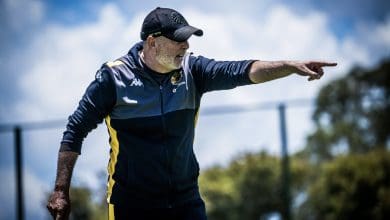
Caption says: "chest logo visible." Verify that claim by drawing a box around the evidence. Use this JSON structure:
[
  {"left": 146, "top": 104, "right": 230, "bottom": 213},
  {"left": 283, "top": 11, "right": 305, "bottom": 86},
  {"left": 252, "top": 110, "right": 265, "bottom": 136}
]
[
  {"left": 130, "top": 78, "right": 143, "bottom": 87},
  {"left": 171, "top": 71, "right": 183, "bottom": 85}
]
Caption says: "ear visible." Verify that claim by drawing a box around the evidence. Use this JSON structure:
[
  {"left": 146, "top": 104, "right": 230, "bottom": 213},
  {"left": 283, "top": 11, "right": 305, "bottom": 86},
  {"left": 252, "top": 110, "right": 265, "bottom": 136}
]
[{"left": 146, "top": 36, "right": 156, "bottom": 48}]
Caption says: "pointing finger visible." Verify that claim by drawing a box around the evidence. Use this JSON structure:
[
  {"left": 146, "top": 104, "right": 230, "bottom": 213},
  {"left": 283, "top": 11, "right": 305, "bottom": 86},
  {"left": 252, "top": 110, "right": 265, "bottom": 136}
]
[{"left": 314, "top": 62, "right": 337, "bottom": 67}]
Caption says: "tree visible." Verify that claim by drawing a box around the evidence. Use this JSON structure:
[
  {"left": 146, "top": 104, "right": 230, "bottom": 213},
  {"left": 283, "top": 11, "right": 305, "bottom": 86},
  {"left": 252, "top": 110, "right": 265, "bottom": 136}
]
[
  {"left": 69, "top": 186, "right": 95, "bottom": 220},
  {"left": 199, "top": 151, "right": 312, "bottom": 220},
  {"left": 297, "top": 150, "right": 390, "bottom": 220},
  {"left": 232, "top": 152, "right": 282, "bottom": 220},
  {"left": 199, "top": 165, "right": 239, "bottom": 220},
  {"left": 305, "top": 59, "right": 390, "bottom": 162}
]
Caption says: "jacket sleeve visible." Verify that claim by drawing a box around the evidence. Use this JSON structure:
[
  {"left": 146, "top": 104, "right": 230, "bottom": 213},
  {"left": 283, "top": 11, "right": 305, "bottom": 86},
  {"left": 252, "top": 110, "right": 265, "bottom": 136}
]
[
  {"left": 60, "top": 67, "right": 116, "bottom": 154},
  {"left": 189, "top": 55, "right": 256, "bottom": 94}
]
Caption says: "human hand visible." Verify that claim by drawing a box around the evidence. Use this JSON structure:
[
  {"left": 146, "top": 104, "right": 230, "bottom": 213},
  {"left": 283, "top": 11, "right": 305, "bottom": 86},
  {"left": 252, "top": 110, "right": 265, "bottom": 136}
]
[
  {"left": 47, "top": 190, "right": 70, "bottom": 220},
  {"left": 290, "top": 61, "right": 337, "bottom": 81}
]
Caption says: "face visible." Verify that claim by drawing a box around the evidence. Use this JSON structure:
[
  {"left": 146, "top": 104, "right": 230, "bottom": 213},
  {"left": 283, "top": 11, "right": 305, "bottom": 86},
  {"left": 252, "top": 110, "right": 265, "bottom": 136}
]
[{"left": 154, "top": 36, "right": 189, "bottom": 72}]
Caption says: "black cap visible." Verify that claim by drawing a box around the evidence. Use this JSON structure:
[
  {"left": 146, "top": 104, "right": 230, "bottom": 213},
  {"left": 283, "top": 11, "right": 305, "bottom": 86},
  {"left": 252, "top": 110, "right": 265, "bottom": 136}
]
[{"left": 141, "top": 7, "right": 203, "bottom": 42}]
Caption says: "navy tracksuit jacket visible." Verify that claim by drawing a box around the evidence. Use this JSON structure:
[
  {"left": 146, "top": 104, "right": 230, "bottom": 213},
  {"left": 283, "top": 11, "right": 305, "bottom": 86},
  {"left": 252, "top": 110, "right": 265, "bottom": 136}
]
[{"left": 61, "top": 41, "right": 254, "bottom": 208}]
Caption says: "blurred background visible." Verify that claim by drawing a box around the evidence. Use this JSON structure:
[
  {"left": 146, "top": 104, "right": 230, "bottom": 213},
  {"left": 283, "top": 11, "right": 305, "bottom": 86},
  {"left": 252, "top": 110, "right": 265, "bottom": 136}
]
[{"left": 0, "top": 0, "right": 389, "bottom": 219}]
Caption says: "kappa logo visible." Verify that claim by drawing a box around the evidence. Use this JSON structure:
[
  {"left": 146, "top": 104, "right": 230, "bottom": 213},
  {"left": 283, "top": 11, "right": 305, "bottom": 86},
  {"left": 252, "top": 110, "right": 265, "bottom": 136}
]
[{"left": 130, "top": 78, "right": 143, "bottom": 87}]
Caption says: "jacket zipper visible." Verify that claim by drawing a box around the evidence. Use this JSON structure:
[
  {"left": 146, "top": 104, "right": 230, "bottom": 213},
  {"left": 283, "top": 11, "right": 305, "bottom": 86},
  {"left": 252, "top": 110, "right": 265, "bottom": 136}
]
[{"left": 159, "top": 84, "right": 173, "bottom": 208}]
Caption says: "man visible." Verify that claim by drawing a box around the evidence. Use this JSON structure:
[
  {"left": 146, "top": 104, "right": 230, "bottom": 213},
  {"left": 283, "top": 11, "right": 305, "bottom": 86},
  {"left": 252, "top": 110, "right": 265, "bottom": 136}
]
[{"left": 47, "top": 7, "right": 336, "bottom": 220}]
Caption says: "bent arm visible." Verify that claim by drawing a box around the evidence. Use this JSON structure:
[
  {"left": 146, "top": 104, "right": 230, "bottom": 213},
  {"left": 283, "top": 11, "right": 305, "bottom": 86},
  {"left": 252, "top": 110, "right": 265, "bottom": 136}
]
[
  {"left": 248, "top": 60, "right": 337, "bottom": 83},
  {"left": 47, "top": 67, "right": 116, "bottom": 219}
]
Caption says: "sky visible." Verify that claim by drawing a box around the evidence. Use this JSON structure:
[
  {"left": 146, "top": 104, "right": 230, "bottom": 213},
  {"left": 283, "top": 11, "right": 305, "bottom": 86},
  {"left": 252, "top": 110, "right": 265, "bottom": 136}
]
[{"left": 0, "top": 0, "right": 389, "bottom": 219}]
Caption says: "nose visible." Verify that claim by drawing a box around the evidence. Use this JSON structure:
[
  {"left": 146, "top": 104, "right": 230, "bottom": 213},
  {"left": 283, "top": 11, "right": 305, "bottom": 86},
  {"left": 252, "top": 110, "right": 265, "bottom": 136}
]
[{"left": 180, "top": 40, "right": 189, "bottom": 49}]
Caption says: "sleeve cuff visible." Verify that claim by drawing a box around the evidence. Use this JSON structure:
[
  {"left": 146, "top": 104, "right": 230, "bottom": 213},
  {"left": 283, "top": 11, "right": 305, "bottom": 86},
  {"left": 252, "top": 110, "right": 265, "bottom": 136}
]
[{"left": 59, "top": 142, "right": 81, "bottom": 154}]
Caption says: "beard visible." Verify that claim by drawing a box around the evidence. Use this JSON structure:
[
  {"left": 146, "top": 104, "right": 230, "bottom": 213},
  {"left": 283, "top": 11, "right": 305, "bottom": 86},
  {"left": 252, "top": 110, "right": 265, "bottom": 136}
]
[{"left": 155, "top": 48, "right": 182, "bottom": 71}]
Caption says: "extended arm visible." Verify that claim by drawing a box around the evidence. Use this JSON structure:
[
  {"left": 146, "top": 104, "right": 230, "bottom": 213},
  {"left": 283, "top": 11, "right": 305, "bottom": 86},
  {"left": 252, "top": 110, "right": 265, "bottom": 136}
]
[
  {"left": 248, "top": 60, "right": 337, "bottom": 83},
  {"left": 47, "top": 150, "right": 78, "bottom": 220}
]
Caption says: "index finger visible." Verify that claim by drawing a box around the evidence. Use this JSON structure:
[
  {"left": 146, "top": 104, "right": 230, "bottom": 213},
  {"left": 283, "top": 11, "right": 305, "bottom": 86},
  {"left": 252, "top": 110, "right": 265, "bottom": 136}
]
[{"left": 314, "top": 61, "right": 337, "bottom": 67}]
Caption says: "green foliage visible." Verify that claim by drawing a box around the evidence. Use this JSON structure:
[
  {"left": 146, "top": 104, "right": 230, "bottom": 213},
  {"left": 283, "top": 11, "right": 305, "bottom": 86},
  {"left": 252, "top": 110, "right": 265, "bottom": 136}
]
[
  {"left": 199, "top": 151, "right": 312, "bottom": 220},
  {"left": 69, "top": 186, "right": 95, "bottom": 220},
  {"left": 232, "top": 152, "right": 282, "bottom": 219},
  {"left": 306, "top": 59, "right": 390, "bottom": 162},
  {"left": 299, "top": 150, "right": 390, "bottom": 220},
  {"left": 199, "top": 165, "right": 238, "bottom": 220},
  {"left": 67, "top": 186, "right": 108, "bottom": 220}
]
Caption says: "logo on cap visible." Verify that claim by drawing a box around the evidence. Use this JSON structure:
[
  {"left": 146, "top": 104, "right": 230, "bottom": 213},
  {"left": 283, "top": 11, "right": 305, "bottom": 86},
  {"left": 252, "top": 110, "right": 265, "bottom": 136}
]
[{"left": 170, "top": 12, "right": 185, "bottom": 25}]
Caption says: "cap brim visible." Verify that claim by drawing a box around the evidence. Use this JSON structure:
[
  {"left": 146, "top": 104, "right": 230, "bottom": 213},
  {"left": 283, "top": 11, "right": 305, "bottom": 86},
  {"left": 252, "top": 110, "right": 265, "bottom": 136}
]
[{"left": 169, "top": 26, "right": 203, "bottom": 42}]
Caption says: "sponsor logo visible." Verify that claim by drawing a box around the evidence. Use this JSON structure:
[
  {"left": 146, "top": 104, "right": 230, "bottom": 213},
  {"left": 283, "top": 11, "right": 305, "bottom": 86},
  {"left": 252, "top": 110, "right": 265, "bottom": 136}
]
[
  {"left": 130, "top": 78, "right": 143, "bottom": 87},
  {"left": 122, "top": 97, "right": 138, "bottom": 104}
]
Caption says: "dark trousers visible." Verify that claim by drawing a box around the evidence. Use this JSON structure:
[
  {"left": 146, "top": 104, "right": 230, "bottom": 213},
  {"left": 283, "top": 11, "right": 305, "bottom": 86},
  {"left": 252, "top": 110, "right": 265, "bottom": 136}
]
[{"left": 109, "top": 199, "right": 208, "bottom": 220}]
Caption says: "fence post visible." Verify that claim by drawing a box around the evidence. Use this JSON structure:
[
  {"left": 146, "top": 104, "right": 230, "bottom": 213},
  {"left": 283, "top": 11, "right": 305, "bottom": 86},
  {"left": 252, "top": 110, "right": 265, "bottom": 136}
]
[
  {"left": 278, "top": 103, "right": 291, "bottom": 220},
  {"left": 14, "top": 126, "right": 24, "bottom": 220}
]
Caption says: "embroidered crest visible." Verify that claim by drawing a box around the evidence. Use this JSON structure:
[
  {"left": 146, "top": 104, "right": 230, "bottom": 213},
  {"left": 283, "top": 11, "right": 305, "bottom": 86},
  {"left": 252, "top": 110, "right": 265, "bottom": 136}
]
[{"left": 170, "top": 71, "right": 183, "bottom": 85}]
